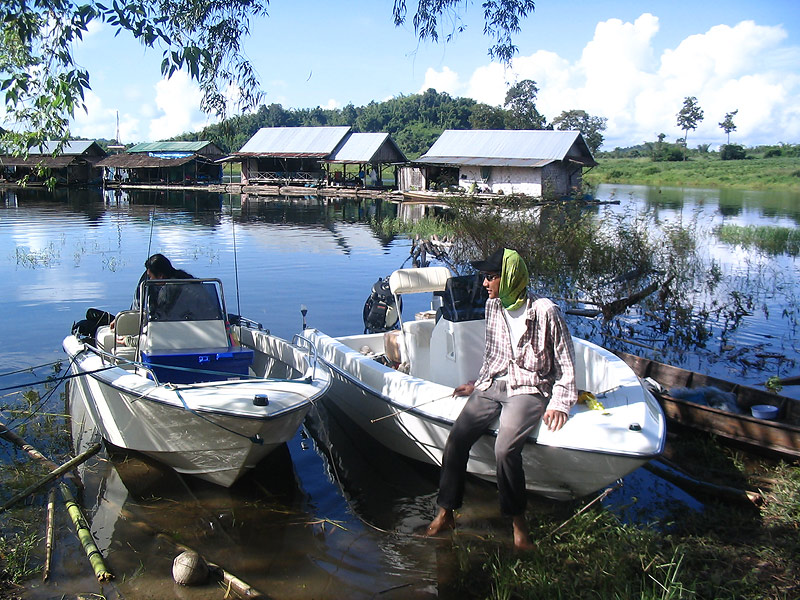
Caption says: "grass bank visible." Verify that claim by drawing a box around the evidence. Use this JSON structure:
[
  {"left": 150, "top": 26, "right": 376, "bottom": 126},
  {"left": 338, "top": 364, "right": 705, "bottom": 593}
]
[
  {"left": 585, "top": 156, "right": 800, "bottom": 191},
  {"left": 448, "top": 432, "right": 800, "bottom": 600}
]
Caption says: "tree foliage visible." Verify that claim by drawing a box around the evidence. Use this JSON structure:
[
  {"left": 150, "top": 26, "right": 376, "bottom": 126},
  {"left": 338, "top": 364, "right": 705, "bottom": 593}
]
[
  {"left": 392, "top": 0, "right": 536, "bottom": 64},
  {"left": 551, "top": 109, "right": 607, "bottom": 153},
  {"left": 719, "top": 109, "right": 738, "bottom": 144},
  {"left": 503, "top": 79, "right": 546, "bottom": 129},
  {"left": 2, "top": 0, "right": 539, "bottom": 157},
  {"left": 1, "top": 0, "right": 268, "bottom": 155},
  {"left": 676, "top": 96, "right": 704, "bottom": 160}
]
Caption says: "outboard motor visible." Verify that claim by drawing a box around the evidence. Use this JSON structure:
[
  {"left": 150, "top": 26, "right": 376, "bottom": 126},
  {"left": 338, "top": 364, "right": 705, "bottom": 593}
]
[{"left": 362, "top": 277, "right": 401, "bottom": 334}]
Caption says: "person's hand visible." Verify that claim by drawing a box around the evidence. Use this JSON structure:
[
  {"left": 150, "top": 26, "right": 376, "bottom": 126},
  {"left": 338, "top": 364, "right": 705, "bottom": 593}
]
[
  {"left": 453, "top": 382, "right": 475, "bottom": 397},
  {"left": 542, "top": 409, "right": 568, "bottom": 431}
]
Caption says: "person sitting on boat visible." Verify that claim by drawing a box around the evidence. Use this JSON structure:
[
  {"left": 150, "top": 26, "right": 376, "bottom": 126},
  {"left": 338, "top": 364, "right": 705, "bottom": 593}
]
[{"left": 426, "top": 247, "right": 578, "bottom": 550}]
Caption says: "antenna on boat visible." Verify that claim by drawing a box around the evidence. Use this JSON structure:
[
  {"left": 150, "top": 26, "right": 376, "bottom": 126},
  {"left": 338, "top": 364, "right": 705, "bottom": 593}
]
[
  {"left": 229, "top": 194, "right": 242, "bottom": 317},
  {"left": 300, "top": 304, "right": 308, "bottom": 331}
]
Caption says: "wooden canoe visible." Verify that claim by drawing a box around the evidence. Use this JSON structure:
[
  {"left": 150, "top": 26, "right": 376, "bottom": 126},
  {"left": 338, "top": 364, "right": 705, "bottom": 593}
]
[{"left": 614, "top": 352, "right": 800, "bottom": 461}]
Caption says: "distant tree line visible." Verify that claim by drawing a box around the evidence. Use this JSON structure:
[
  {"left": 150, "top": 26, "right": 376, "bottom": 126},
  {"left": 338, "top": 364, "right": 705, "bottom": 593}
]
[{"left": 169, "top": 83, "right": 608, "bottom": 158}]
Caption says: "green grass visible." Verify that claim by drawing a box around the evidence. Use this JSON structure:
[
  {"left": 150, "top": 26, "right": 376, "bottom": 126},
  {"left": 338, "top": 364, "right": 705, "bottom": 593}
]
[
  {"left": 717, "top": 224, "right": 800, "bottom": 256},
  {"left": 585, "top": 156, "right": 800, "bottom": 190},
  {"left": 448, "top": 435, "right": 800, "bottom": 600}
]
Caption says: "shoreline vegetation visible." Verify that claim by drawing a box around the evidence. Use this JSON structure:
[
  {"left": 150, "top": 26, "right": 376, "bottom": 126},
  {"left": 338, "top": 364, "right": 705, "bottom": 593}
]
[{"left": 585, "top": 155, "right": 800, "bottom": 191}]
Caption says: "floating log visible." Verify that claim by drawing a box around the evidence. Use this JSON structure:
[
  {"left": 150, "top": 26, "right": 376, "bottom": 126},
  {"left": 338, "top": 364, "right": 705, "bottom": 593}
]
[
  {"left": 59, "top": 482, "right": 113, "bottom": 582},
  {"left": 0, "top": 443, "right": 101, "bottom": 514}
]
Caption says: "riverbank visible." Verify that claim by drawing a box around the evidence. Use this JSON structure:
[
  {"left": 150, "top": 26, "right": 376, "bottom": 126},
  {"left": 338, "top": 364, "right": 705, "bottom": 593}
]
[{"left": 586, "top": 156, "right": 800, "bottom": 190}]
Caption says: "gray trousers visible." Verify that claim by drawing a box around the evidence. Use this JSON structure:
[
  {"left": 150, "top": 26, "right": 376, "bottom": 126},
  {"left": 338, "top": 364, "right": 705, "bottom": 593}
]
[{"left": 437, "top": 380, "right": 546, "bottom": 516}]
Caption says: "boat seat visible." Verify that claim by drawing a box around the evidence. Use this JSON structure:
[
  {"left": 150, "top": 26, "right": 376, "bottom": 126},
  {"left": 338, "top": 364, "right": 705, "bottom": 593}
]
[
  {"left": 402, "top": 319, "right": 436, "bottom": 380},
  {"left": 141, "top": 319, "right": 230, "bottom": 353},
  {"left": 429, "top": 317, "right": 485, "bottom": 388}
]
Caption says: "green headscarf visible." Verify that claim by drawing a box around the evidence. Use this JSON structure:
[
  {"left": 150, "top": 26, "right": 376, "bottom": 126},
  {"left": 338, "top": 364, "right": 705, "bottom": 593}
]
[{"left": 499, "top": 249, "right": 529, "bottom": 310}]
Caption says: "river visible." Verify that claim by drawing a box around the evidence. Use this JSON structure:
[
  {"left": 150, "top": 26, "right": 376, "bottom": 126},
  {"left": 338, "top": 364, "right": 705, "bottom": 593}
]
[{"left": 0, "top": 183, "right": 797, "bottom": 599}]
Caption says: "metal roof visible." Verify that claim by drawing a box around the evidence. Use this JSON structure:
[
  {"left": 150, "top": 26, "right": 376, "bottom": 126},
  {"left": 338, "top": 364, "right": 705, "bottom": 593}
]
[
  {"left": 126, "top": 141, "right": 216, "bottom": 153},
  {"left": 327, "top": 132, "right": 407, "bottom": 163},
  {"left": 25, "top": 140, "right": 104, "bottom": 156},
  {"left": 237, "top": 126, "right": 351, "bottom": 157},
  {"left": 96, "top": 154, "right": 203, "bottom": 168},
  {"left": 415, "top": 130, "right": 597, "bottom": 167},
  {"left": 416, "top": 157, "right": 556, "bottom": 168}
]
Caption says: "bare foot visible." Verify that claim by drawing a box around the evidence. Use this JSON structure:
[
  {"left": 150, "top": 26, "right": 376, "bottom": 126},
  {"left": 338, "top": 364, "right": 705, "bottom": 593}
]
[
  {"left": 425, "top": 508, "right": 455, "bottom": 537},
  {"left": 512, "top": 515, "right": 534, "bottom": 551}
]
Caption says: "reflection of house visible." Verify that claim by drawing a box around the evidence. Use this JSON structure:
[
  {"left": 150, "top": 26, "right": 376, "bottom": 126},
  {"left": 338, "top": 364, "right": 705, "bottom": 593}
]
[
  {"left": 0, "top": 140, "right": 107, "bottom": 186},
  {"left": 233, "top": 127, "right": 406, "bottom": 188},
  {"left": 97, "top": 141, "right": 224, "bottom": 185},
  {"left": 400, "top": 130, "right": 597, "bottom": 197}
]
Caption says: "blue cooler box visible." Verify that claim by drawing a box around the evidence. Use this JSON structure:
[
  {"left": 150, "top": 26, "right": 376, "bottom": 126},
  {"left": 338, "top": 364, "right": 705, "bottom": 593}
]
[{"left": 141, "top": 347, "right": 254, "bottom": 384}]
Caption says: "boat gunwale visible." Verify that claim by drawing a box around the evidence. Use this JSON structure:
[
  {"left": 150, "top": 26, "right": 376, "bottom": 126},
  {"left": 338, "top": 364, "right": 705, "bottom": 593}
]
[{"left": 65, "top": 335, "right": 328, "bottom": 421}]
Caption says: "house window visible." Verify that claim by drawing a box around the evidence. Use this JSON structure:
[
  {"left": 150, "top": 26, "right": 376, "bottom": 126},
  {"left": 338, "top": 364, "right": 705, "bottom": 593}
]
[{"left": 480, "top": 166, "right": 492, "bottom": 181}]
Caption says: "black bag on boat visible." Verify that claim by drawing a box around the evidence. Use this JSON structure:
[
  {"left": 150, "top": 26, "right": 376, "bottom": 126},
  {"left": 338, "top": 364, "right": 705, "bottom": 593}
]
[
  {"left": 72, "top": 308, "right": 114, "bottom": 338},
  {"left": 362, "top": 277, "right": 401, "bottom": 334}
]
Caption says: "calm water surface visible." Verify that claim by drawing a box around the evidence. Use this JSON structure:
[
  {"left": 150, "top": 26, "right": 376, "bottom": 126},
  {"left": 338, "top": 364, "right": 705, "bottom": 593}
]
[{"left": 1, "top": 183, "right": 798, "bottom": 599}]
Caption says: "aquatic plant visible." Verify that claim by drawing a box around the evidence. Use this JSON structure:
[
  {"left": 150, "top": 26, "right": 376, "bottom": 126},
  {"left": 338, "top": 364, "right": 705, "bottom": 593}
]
[{"left": 717, "top": 224, "right": 800, "bottom": 256}]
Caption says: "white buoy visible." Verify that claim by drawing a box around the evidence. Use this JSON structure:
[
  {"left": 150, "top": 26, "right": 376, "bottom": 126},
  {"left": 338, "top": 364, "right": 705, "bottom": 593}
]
[{"left": 172, "top": 550, "right": 209, "bottom": 586}]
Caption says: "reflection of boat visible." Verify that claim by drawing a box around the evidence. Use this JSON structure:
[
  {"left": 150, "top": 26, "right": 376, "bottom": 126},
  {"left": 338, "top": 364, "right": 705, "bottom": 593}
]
[
  {"left": 63, "top": 277, "right": 330, "bottom": 487},
  {"left": 614, "top": 351, "right": 800, "bottom": 460},
  {"left": 305, "top": 267, "right": 666, "bottom": 501}
]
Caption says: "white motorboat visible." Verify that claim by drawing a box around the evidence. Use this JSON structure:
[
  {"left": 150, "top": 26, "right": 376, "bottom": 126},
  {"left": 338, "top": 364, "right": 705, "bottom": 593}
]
[
  {"left": 305, "top": 267, "right": 666, "bottom": 501},
  {"left": 63, "top": 278, "right": 330, "bottom": 487}
]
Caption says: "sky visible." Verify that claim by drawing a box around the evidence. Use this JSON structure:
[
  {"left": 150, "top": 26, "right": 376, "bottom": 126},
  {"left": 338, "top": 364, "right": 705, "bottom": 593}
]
[{"left": 67, "top": 0, "right": 800, "bottom": 151}]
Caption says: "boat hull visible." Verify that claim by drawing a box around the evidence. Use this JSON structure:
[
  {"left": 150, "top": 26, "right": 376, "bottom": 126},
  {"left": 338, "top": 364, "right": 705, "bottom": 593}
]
[
  {"left": 308, "top": 328, "right": 665, "bottom": 501},
  {"left": 63, "top": 329, "right": 329, "bottom": 487}
]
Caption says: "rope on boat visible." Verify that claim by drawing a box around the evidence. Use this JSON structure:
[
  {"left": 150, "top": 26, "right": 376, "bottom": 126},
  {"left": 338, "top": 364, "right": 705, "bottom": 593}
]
[{"left": 171, "top": 387, "right": 266, "bottom": 445}]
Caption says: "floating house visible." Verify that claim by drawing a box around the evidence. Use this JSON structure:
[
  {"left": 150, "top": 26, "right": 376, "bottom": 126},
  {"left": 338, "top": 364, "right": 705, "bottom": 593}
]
[
  {"left": 401, "top": 129, "right": 597, "bottom": 197},
  {"left": 0, "top": 140, "right": 107, "bottom": 186},
  {"left": 97, "top": 141, "right": 224, "bottom": 185},
  {"left": 232, "top": 126, "right": 407, "bottom": 188}
]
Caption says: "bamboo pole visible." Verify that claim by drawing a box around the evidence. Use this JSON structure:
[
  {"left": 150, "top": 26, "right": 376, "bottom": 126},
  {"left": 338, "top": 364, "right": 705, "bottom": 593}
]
[
  {"left": 0, "top": 443, "right": 101, "bottom": 514},
  {"left": 43, "top": 487, "right": 56, "bottom": 581},
  {"left": 59, "top": 482, "right": 113, "bottom": 582}
]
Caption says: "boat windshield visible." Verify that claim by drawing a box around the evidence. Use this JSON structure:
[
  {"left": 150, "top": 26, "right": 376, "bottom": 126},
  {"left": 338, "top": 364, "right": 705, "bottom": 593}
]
[{"left": 142, "top": 279, "right": 225, "bottom": 323}]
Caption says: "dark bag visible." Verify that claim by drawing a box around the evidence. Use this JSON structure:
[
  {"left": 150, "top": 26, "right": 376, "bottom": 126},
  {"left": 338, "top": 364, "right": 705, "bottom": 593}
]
[{"left": 72, "top": 308, "right": 114, "bottom": 338}]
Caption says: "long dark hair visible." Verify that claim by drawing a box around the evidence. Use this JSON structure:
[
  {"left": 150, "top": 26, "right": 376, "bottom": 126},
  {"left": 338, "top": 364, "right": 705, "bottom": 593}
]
[{"left": 144, "top": 253, "right": 176, "bottom": 278}]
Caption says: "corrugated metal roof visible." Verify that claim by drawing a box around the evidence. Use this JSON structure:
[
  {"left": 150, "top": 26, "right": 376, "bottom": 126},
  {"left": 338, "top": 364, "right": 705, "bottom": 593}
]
[
  {"left": 415, "top": 156, "right": 556, "bottom": 168},
  {"left": 415, "top": 130, "right": 596, "bottom": 166},
  {"left": 27, "top": 140, "right": 101, "bottom": 156},
  {"left": 0, "top": 155, "right": 77, "bottom": 168},
  {"left": 96, "top": 154, "right": 201, "bottom": 168},
  {"left": 127, "top": 141, "right": 213, "bottom": 153},
  {"left": 327, "top": 132, "right": 406, "bottom": 163},
  {"left": 237, "top": 126, "right": 351, "bottom": 156}
]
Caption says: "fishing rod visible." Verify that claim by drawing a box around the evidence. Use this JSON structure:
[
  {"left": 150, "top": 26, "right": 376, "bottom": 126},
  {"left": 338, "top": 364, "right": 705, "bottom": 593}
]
[
  {"left": 229, "top": 194, "right": 242, "bottom": 317},
  {"left": 370, "top": 393, "right": 454, "bottom": 423}
]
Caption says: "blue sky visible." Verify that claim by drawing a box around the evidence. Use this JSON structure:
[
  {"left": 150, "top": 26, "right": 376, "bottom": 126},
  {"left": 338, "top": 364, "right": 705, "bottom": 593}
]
[{"left": 69, "top": 0, "right": 800, "bottom": 150}]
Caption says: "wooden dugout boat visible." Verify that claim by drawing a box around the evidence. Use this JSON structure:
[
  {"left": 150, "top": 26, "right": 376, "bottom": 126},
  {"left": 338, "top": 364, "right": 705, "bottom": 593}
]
[{"left": 614, "top": 351, "right": 800, "bottom": 460}]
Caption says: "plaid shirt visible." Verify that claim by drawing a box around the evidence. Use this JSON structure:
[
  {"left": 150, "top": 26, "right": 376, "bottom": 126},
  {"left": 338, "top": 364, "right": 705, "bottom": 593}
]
[{"left": 475, "top": 296, "right": 578, "bottom": 414}]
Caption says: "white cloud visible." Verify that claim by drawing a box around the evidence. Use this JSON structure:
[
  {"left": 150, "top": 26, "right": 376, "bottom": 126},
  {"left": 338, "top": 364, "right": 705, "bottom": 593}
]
[
  {"left": 323, "top": 98, "right": 340, "bottom": 110},
  {"left": 419, "top": 66, "right": 462, "bottom": 96},
  {"left": 148, "top": 71, "right": 205, "bottom": 140},
  {"left": 451, "top": 14, "right": 800, "bottom": 149}
]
